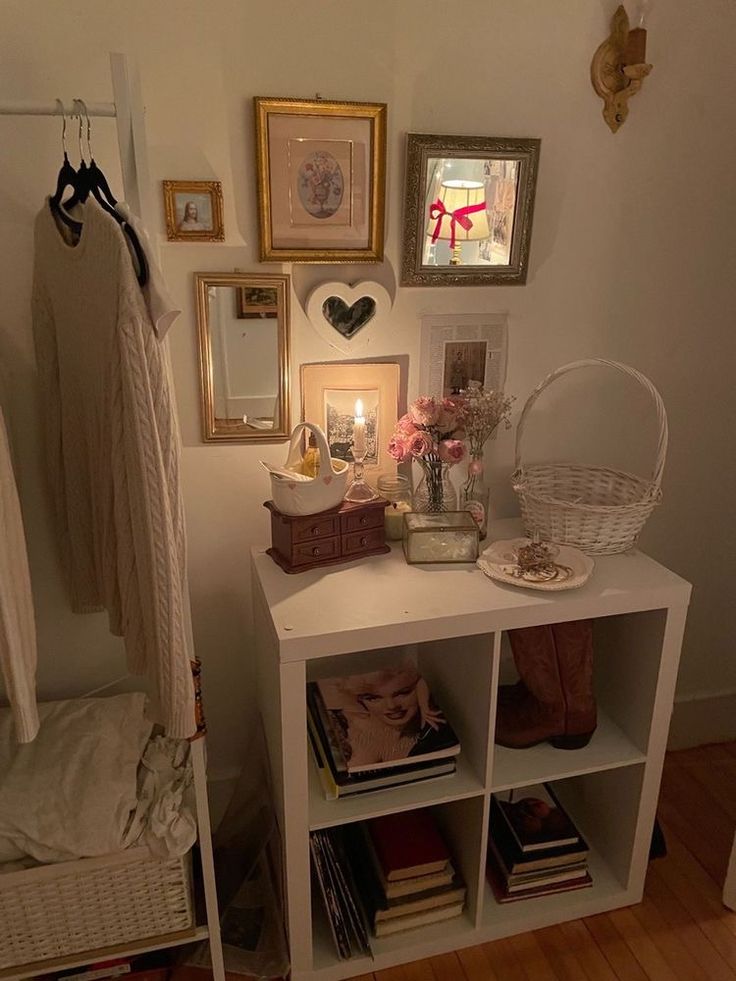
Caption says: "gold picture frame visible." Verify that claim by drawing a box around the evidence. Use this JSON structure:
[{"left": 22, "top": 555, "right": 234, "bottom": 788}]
[
  {"left": 301, "top": 362, "right": 399, "bottom": 483},
  {"left": 163, "top": 180, "right": 225, "bottom": 242},
  {"left": 254, "top": 96, "right": 387, "bottom": 263}
]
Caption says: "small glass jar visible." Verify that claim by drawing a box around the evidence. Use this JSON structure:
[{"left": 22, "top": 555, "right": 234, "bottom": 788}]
[{"left": 377, "top": 474, "right": 413, "bottom": 541}]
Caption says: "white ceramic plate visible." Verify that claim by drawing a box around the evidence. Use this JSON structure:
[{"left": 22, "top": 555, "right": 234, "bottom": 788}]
[{"left": 477, "top": 538, "right": 595, "bottom": 592}]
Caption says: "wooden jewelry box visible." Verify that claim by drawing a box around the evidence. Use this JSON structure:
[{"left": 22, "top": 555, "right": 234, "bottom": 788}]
[{"left": 264, "top": 498, "right": 390, "bottom": 573}]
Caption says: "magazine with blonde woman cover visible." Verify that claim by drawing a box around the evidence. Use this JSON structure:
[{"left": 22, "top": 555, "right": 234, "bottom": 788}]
[{"left": 315, "top": 664, "right": 460, "bottom": 775}]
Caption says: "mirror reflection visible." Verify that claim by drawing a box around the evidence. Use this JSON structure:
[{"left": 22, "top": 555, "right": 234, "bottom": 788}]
[
  {"left": 195, "top": 273, "right": 290, "bottom": 441},
  {"left": 422, "top": 157, "right": 520, "bottom": 268}
]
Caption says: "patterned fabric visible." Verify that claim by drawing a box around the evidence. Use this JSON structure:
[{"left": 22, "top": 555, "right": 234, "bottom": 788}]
[{"left": 32, "top": 200, "right": 194, "bottom": 738}]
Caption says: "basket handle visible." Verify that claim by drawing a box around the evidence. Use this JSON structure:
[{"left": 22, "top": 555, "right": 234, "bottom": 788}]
[
  {"left": 284, "top": 422, "right": 335, "bottom": 477},
  {"left": 514, "top": 359, "right": 668, "bottom": 490}
]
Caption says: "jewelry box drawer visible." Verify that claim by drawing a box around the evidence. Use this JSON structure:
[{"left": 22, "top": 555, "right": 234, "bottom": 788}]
[
  {"left": 291, "top": 536, "right": 340, "bottom": 566},
  {"left": 340, "top": 508, "right": 385, "bottom": 534},
  {"left": 342, "top": 527, "right": 386, "bottom": 556},
  {"left": 291, "top": 514, "right": 340, "bottom": 543}
]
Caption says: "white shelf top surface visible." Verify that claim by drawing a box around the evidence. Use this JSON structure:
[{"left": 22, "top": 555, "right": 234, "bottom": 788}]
[{"left": 252, "top": 518, "right": 691, "bottom": 661}]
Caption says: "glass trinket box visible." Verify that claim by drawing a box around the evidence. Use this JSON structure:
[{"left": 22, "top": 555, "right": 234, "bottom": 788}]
[{"left": 402, "top": 511, "right": 480, "bottom": 564}]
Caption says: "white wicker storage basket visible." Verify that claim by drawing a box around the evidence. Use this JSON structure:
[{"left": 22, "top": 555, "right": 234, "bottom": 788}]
[
  {"left": 512, "top": 359, "right": 668, "bottom": 555},
  {"left": 0, "top": 846, "right": 193, "bottom": 970}
]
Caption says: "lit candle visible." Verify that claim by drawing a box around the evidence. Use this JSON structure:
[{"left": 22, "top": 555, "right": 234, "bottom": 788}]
[{"left": 353, "top": 398, "right": 366, "bottom": 459}]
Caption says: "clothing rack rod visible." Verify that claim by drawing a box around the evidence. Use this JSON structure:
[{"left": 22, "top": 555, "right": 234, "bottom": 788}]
[{"left": 0, "top": 100, "right": 116, "bottom": 117}]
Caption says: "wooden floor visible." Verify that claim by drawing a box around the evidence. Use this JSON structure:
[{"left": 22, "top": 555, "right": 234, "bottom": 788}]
[{"left": 349, "top": 742, "right": 736, "bottom": 981}]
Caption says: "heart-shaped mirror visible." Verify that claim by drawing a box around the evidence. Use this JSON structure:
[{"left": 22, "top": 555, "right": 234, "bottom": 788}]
[
  {"left": 306, "top": 280, "right": 392, "bottom": 355},
  {"left": 321, "top": 295, "right": 376, "bottom": 339}
]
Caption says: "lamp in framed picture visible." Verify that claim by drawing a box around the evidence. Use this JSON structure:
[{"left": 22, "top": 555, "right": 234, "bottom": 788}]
[
  {"left": 300, "top": 362, "right": 400, "bottom": 487},
  {"left": 401, "top": 133, "right": 541, "bottom": 286},
  {"left": 254, "top": 96, "right": 387, "bottom": 262},
  {"left": 430, "top": 180, "right": 491, "bottom": 266}
]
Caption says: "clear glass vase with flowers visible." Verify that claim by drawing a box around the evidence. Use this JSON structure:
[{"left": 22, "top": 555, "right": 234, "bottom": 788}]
[
  {"left": 388, "top": 396, "right": 467, "bottom": 512},
  {"left": 460, "top": 387, "right": 514, "bottom": 538}
]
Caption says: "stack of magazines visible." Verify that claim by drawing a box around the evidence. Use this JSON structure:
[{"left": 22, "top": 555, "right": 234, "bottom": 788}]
[
  {"left": 310, "top": 827, "right": 371, "bottom": 960},
  {"left": 486, "top": 783, "right": 592, "bottom": 902},
  {"left": 307, "top": 664, "right": 460, "bottom": 799}
]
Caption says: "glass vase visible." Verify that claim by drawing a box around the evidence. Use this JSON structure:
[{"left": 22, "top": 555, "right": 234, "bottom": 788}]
[
  {"left": 413, "top": 460, "right": 457, "bottom": 513},
  {"left": 461, "top": 455, "right": 490, "bottom": 539}
]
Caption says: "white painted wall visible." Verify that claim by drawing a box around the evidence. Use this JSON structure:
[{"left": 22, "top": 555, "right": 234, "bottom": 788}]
[{"left": 1, "top": 0, "right": 735, "bottom": 775}]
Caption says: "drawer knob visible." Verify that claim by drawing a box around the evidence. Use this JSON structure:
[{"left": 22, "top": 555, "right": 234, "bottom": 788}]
[
  {"left": 360, "top": 536, "right": 367, "bottom": 546},
  {"left": 312, "top": 547, "right": 321, "bottom": 556},
  {"left": 360, "top": 516, "right": 368, "bottom": 525},
  {"left": 311, "top": 526, "right": 319, "bottom": 535}
]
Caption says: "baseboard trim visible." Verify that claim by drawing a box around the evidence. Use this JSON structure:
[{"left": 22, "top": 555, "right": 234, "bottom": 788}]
[{"left": 668, "top": 689, "right": 736, "bottom": 750}]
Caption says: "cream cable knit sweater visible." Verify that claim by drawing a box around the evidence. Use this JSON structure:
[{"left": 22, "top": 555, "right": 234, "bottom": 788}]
[
  {"left": 0, "top": 407, "right": 40, "bottom": 743},
  {"left": 32, "top": 201, "right": 195, "bottom": 738}
]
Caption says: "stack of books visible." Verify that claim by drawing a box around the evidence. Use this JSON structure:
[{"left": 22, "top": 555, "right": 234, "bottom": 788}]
[
  {"left": 487, "top": 783, "right": 592, "bottom": 903},
  {"left": 307, "top": 666, "right": 460, "bottom": 799},
  {"left": 346, "top": 810, "right": 466, "bottom": 938},
  {"left": 310, "top": 809, "right": 466, "bottom": 957}
]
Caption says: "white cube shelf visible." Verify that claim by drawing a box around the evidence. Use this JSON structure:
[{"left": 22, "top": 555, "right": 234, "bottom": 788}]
[{"left": 252, "top": 519, "right": 691, "bottom": 981}]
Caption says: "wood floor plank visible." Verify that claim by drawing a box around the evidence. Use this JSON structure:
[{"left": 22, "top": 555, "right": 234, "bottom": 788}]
[
  {"left": 607, "top": 906, "right": 683, "bottom": 980},
  {"left": 373, "top": 967, "right": 408, "bottom": 981},
  {"left": 427, "top": 952, "right": 466, "bottom": 981},
  {"left": 659, "top": 758, "right": 733, "bottom": 880},
  {"left": 644, "top": 866, "right": 736, "bottom": 981},
  {"left": 506, "top": 932, "right": 559, "bottom": 981},
  {"left": 630, "top": 895, "right": 712, "bottom": 981},
  {"left": 481, "top": 937, "right": 527, "bottom": 981},
  {"left": 402, "top": 959, "right": 437, "bottom": 981},
  {"left": 456, "top": 944, "right": 501, "bottom": 980},
  {"left": 534, "top": 925, "right": 590, "bottom": 980},
  {"left": 583, "top": 914, "right": 650, "bottom": 981},
  {"left": 557, "top": 921, "right": 619, "bottom": 981}
]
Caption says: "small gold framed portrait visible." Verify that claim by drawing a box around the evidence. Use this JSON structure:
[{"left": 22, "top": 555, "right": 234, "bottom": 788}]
[{"left": 162, "top": 180, "right": 225, "bottom": 242}]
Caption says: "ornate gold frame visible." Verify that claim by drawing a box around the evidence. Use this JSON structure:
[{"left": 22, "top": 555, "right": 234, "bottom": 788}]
[
  {"left": 163, "top": 180, "right": 225, "bottom": 242},
  {"left": 194, "top": 272, "right": 291, "bottom": 442},
  {"left": 401, "top": 133, "right": 540, "bottom": 287},
  {"left": 254, "top": 96, "right": 387, "bottom": 263}
]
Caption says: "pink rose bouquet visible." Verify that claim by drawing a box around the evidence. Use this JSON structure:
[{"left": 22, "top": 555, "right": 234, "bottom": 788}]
[{"left": 387, "top": 395, "right": 468, "bottom": 511}]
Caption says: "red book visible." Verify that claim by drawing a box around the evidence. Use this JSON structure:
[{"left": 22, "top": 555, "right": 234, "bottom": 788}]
[{"left": 367, "top": 810, "right": 450, "bottom": 882}]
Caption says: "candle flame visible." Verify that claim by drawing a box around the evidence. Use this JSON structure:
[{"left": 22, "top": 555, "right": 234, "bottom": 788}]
[{"left": 355, "top": 398, "right": 364, "bottom": 417}]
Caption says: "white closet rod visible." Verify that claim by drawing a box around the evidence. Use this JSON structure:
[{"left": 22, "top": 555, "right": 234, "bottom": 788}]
[{"left": 0, "top": 100, "right": 116, "bottom": 117}]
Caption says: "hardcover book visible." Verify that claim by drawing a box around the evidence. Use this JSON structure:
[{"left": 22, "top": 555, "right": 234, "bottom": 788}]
[
  {"left": 487, "top": 855, "right": 593, "bottom": 903},
  {"left": 488, "top": 796, "right": 589, "bottom": 874},
  {"left": 314, "top": 664, "right": 460, "bottom": 774},
  {"left": 373, "top": 900, "right": 465, "bottom": 937},
  {"left": 492, "top": 783, "right": 581, "bottom": 854},
  {"left": 366, "top": 809, "right": 451, "bottom": 882}
]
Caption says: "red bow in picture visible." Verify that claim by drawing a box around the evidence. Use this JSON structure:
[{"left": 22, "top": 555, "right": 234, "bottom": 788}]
[{"left": 429, "top": 198, "right": 486, "bottom": 251}]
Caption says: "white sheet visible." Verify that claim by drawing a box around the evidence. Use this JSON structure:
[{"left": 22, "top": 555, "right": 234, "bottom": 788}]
[{"left": 0, "top": 693, "right": 153, "bottom": 863}]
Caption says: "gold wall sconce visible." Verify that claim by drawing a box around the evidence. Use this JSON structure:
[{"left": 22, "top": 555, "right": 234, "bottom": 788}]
[{"left": 591, "top": 5, "right": 653, "bottom": 133}]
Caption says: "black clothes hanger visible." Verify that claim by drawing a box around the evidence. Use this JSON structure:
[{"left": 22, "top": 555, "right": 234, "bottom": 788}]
[
  {"left": 48, "top": 100, "right": 82, "bottom": 236},
  {"left": 63, "top": 100, "right": 148, "bottom": 287}
]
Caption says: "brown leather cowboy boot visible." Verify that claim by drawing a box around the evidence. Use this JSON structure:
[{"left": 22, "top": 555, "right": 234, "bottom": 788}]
[
  {"left": 550, "top": 619, "right": 597, "bottom": 748},
  {"left": 495, "top": 620, "right": 596, "bottom": 749},
  {"left": 495, "top": 625, "right": 565, "bottom": 748}
]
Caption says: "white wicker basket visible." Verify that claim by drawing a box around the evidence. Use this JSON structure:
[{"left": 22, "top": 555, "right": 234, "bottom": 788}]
[
  {"left": 0, "top": 846, "right": 193, "bottom": 970},
  {"left": 512, "top": 359, "right": 668, "bottom": 555}
]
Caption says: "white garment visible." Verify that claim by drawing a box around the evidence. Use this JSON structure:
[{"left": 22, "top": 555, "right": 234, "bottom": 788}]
[
  {"left": 32, "top": 199, "right": 195, "bottom": 738},
  {"left": 0, "top": 407, "right": 39, "bottom": 743},
  {"left": 115, "top": 202, "right": 181, "bottom": 339}
]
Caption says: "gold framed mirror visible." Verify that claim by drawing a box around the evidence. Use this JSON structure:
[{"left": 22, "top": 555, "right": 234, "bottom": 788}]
[{"left": 194, "top": 272, "right": 291, "bottom": 441}]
